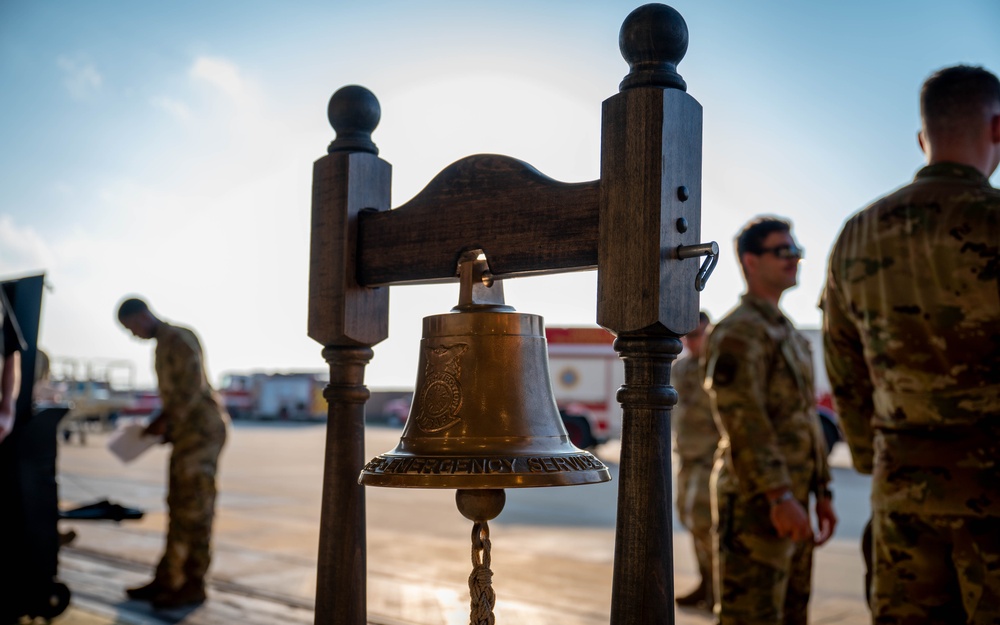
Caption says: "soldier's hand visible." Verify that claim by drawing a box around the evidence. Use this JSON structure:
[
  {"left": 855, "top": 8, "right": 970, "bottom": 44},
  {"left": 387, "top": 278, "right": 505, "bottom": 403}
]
[
  {"left": 814, "top": 496, "right": 837, "bottom": 546},
  {"left": 769, "top": 496, "right": 813, "bottom": 542},
  {"left": 0, "top": 407, "right": 14, "bottom": 444},
  {"left": 143, "top": 414, "right": 168, "bottom": 441}
]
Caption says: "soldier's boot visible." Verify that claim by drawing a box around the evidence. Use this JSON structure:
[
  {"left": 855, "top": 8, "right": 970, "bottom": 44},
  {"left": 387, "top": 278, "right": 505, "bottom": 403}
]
[
  {"left": 676, "top": 578, "right": 709, "bottom": 608},
  {"left": 151, "top": 580, "right": 207, "bottom": 610},
  {"left": 126, "top": 579, "right": 171, "bottom": 601},
  {"left": 676, "top": 563, "right": 713, "bottom": 612}
]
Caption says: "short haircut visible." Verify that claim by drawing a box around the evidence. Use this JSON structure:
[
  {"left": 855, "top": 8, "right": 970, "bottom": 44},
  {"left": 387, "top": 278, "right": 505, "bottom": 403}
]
[
  {"left": 921, "top": 65, "right": 1000, "bottom": 138},
  {"left": 117, "top": 297, "right": 149, "bottom": 322},
  {"left": 735, "top": 216, "right": 792, "bottom": 258}
]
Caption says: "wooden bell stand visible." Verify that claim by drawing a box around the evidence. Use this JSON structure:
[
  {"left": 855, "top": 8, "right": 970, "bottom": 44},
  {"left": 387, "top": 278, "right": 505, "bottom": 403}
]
[{"left": 308, "top": 4, "right": 709, "bottom": 624}]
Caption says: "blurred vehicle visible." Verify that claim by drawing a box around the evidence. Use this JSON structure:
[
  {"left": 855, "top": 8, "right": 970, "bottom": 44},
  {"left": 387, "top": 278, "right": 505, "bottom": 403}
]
[
  {"left": 49, "top": 358, "right": 138, "bottom": 443},
  {"left": 383, "top": 398, "right": 411, "bottom": 426},
  {"left": 121, "top": 390, "right": 162, "bottom": 417},
  {"left": 219, "top": 371, "right": 328, "bottom": 421},
  {"left": 545, "top": 327, "right": 623, "bottom": 450},
  {"left": 816, "top": 395, "right": 843, "bottom": 456},
  {"left": 800, "top": 329, "right": 845, "bottom": 457}
]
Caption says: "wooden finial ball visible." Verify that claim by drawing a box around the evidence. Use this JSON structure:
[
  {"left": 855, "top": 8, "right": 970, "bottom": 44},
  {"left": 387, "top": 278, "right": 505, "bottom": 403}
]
[
  {"left": 327, "top": 85, "right": 381, "bottom": 155},
  {"left": 456, "top": 489, "right": 506, "bottom": 522},
  {"left": 618, "top": 3, "right": 689, "bottom": 92}
]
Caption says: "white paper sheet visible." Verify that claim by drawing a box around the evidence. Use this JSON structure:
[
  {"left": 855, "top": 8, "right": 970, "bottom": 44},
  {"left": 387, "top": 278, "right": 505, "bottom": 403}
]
[{"left": 107, "top": 421, "right": 161, "bottom": 463}]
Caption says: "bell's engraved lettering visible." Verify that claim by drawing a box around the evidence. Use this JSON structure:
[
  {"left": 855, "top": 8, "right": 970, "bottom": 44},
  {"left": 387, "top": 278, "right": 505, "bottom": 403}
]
[
  {"left": 476, "top": 459, "right": 510, "bottom": 473},
  {"left": 416, "top": 343, "right": 468, "bottom": 433},
  {"left": 360, "top": 451, "right": 610, "bottom": 481},
  {"left": 523, "top": 455, "right": 606, "bottom": 473},
  {"left": 363, "top": 453, "right": 609, "bottom": 481}
]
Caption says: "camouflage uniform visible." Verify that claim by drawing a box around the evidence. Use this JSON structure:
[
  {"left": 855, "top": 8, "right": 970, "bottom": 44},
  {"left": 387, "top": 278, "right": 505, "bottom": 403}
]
[
  {"left": 823, "top": 162, "right": 1000, "bottom": 623},
  {"left": 704, "top": 293, "right": 831, "bottom": 625},
  {"left": 153, "top": 322, "right": 229, "bottom": 591},
  {"left": 672, "top": 353, "right": 719, "bottom": 602}
]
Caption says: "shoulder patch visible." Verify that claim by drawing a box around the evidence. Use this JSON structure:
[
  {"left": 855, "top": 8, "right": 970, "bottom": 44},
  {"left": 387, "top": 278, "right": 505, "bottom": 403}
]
[{"left": 709, "top": 352, "right": 739, "bottom": 388}]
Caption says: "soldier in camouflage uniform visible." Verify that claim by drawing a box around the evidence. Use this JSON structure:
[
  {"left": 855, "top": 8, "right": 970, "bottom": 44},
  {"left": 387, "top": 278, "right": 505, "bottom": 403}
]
[
  {"left": 673, "top": 311, "right": 718, "bottom": 611},
  {"left": 705, "top": 217, "right": 837, "bottom": 625},
  {"left": 117, "top": 297, "right": 229, "bottom": 610},
  {"left": 823, "top": 65, "right": 1000, "bottom": 623}
]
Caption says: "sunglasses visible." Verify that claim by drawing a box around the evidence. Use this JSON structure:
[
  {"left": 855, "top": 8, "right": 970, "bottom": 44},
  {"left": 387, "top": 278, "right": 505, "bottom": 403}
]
[{"left": 756, "top": 244, "right": 804, "bottom": 260}]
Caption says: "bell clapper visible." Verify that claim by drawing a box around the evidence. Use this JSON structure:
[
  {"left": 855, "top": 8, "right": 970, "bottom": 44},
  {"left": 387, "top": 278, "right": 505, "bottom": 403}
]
[{"left": 457, "top": 489, "right": 505, "bottom": 625}]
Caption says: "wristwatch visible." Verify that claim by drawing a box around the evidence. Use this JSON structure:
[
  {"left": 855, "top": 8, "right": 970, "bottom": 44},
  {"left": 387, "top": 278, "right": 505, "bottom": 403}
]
[{"left": 768, "top": 490, "right": 795, "bottom": 507}]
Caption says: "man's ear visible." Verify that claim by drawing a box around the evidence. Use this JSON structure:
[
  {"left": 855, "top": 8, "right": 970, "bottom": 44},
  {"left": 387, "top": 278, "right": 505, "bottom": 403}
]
[
  {"left": 917, "top": 129, "right": 928, "bottom": 155},
  {"left": 990, "top": 113, "right": 1000, "bottom": 143}
]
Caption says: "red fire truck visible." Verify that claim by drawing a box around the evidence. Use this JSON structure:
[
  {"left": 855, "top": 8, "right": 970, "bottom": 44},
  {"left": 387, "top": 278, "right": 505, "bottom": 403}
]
[{"left": 545, "top": 327, "right": 623, "bottom": 449}]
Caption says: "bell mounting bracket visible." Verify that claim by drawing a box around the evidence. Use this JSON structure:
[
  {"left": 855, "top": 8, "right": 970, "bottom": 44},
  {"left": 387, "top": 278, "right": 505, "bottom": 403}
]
[{"left": 454, "top": 249, "right": 511, "bottom": 311}]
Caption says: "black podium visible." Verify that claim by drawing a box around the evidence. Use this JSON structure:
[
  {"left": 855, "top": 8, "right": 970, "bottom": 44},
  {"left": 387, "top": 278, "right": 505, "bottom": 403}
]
[{"left": 0, "top": 274, "right": 72, "bottom": 622}]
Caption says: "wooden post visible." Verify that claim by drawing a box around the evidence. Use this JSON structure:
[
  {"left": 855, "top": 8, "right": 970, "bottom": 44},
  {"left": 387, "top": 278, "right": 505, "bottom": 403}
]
[
  {"left": 598, "top": 5, "right": 704, "bottom": 624},
  {"left": 309, "top": 85, "right": 391, "bottom": 625}
]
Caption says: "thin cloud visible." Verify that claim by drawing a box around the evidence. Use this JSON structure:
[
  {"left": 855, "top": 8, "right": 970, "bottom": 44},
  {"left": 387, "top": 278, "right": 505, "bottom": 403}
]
[
  {"left": 56, "top": 55, "right": 102, "bottom": 100},
  {"left": 191, "top": 56, "right": 247, "bottom": 100},
  {"left": 150, "top": 95, "right": 192, "bottom": 121},
  {"left": 0, "top": 215, "right": 55, "bottom": 274},
  {"left": 188, "top": 56, "right": 264, "bottom": 131}
]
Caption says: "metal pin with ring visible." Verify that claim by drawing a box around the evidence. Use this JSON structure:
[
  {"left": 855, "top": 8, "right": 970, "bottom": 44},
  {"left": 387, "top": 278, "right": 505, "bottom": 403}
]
[{"left": 677, "top": 241, "right": 719, "bottom": 292}]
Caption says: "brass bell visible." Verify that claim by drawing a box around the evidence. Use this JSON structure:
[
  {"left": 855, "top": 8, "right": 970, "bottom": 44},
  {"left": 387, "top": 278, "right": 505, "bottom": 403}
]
[
  {"left": 359, "top": 251, "right": 610, "bottom": 623},
  {"left": 359, "top": 251, "right": 611, "bottom": 490}
]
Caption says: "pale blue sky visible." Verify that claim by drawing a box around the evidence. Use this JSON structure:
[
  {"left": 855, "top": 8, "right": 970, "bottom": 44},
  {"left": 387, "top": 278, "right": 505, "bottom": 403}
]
[{"left": 1, "top": 1, "right": 998, "bottom": 388}]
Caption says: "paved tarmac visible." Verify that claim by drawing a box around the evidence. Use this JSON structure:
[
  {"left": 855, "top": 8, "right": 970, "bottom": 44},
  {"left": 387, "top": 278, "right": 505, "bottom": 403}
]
[{"left": 48, "top": 421, "right": 873, "bottom": 625}]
